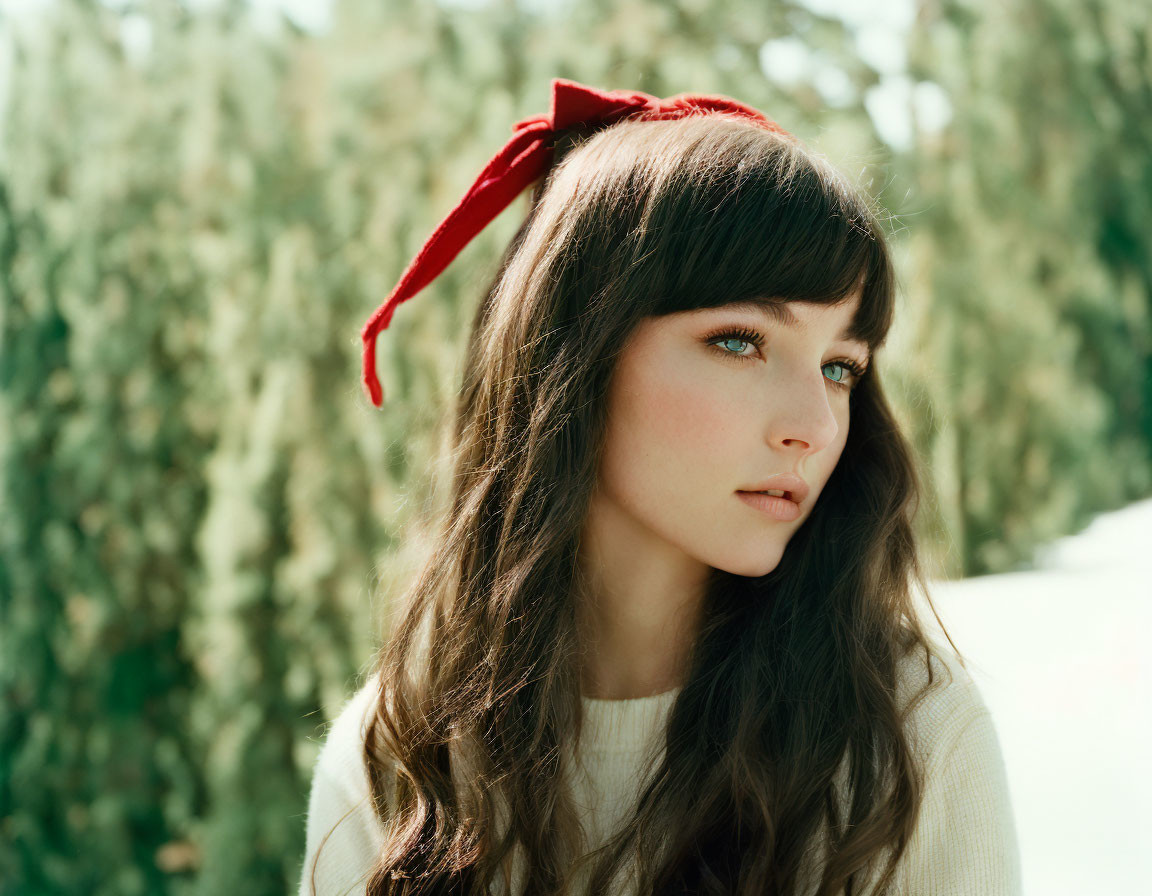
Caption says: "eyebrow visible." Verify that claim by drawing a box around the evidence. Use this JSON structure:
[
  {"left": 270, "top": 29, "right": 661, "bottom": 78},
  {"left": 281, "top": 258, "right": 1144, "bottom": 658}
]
[{"left": 719, "top": 300, "right": 868, "bottom": 347}]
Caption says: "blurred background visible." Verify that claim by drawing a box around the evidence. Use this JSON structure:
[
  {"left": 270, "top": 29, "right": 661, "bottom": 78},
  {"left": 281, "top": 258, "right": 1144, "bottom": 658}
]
[{"left": 0, "top": 0, "right": 1148, "bottom": 893}]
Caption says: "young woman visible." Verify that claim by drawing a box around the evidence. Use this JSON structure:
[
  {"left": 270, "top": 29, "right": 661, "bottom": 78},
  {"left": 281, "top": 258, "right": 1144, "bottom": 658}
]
[{"left": 299, "top": 79, "right": 1021, "bottom": 896}]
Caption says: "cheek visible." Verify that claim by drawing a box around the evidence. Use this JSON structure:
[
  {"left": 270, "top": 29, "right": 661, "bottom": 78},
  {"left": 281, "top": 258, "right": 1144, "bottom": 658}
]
[
  {"left": 600, "top": 354, "right": 739, "bottom": 505},
  {"left": 833, "top": 403, "right": 851, "bottom": 459},
  {"left": 811, "top": 404, "right": 851, "bottom": 495}
]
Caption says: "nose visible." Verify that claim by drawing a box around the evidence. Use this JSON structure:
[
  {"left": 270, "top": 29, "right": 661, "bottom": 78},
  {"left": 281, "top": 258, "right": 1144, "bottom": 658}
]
[{"left": 767, "top": 373, "right": 842, "bottom": 456}]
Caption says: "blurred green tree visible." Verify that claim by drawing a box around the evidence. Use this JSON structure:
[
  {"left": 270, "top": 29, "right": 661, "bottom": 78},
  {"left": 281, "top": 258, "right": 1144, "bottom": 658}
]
[{"left": 893, "top": 0, "right": 1152, "bottom": 573}]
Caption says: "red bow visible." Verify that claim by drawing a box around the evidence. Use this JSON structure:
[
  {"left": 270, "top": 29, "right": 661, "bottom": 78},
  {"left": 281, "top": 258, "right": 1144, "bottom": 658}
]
[{"left": 360, "top": 78, "right": 790, "bottom": 407}]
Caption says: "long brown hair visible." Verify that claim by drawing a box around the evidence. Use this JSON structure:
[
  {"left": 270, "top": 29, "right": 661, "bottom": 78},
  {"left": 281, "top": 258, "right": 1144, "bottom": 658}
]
[{"left": 340, "top": 114, "right": 958, "bottom": 896}]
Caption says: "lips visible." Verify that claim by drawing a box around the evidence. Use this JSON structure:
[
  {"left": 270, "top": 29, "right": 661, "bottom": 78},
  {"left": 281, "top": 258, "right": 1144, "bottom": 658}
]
[
  {"left": 736, "top": 473, "right": 810, "bottom": 506},
  {"left": 736, "top": 489, "right": 803, "bottom": 522}
]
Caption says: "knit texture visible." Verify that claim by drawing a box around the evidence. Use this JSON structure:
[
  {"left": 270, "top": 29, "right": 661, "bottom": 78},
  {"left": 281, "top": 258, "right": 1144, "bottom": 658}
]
[{"left": 297, "top": 643, "right": 1021, "bottom": 895}]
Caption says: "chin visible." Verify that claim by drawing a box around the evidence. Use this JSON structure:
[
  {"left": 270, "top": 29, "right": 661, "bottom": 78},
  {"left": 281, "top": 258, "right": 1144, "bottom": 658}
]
[{"left": 719, "top": 547, "right": 785, "bottom": 579}]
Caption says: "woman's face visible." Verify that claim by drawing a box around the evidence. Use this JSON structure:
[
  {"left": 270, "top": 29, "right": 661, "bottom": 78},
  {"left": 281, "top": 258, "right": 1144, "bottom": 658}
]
[{"left": 593, "top": 289, "right": 869, "bottom": 579}]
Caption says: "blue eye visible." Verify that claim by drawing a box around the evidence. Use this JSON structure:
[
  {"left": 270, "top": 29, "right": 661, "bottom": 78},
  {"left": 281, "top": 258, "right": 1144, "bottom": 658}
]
[
  {"left": 704, "top": 327, "right": 869, "bottom": 390},
  {"left": 823, "top": 361, "right": 851, "bottom": 383},
  {"left": 706, "top": 326, "right": 764, "bottom": 360}
]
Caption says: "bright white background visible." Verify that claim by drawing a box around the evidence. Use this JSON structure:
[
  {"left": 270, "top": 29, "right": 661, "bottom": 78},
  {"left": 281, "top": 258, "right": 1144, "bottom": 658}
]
[{"left": 918, "top": 498, "right": 1152, "bottom": 894}]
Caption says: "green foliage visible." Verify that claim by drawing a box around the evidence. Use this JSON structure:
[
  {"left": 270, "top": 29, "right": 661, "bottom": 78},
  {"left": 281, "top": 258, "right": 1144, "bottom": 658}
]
[
  {"left": 0, "top": 0, "right": 1147, "bottom": 893},
  {"left": 891, "top": 0, "right": 1152, "bottom": 573}
]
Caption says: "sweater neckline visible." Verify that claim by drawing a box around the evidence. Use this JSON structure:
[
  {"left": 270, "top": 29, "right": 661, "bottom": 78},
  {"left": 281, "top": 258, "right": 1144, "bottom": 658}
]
[{"left": 578, "top": 687, "right": 681, "bottom": 753}]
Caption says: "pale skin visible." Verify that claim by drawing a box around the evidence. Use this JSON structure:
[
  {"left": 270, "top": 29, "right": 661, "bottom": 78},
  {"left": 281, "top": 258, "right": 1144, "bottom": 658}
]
[{"left": 576, "top": 287, "right": 870, "bottom": 700}]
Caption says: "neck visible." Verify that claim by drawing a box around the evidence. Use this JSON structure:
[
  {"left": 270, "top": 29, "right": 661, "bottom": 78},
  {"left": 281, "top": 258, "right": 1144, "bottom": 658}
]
[{"left": 575, "top": 498, "right": 709, "bottom": 700}]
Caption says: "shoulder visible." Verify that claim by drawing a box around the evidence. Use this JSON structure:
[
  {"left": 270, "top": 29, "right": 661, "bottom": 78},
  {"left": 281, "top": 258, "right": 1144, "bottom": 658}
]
[
  {"left": 894, "top": 636, "right": 994, "bottom": 765},
  {"left": 298, "top": 671, "right": 389, "bottom": 896},
  {"left": 315, "top": 671, "right": 383, "bottom": 792},
  {"left": 890, "top": 637, "right": 1023, "bottom": 895}
]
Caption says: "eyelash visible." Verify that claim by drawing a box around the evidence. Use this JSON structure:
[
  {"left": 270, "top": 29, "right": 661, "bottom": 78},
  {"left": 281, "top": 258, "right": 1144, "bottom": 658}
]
[{"left": 704, "top": 325, "right": 870, "bottom": 390}]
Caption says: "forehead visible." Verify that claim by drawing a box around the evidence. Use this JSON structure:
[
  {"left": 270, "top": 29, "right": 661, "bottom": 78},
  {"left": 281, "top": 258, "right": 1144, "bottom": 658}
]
[{"left": 709, "top": 297, "right": 868, "bottom": 347}]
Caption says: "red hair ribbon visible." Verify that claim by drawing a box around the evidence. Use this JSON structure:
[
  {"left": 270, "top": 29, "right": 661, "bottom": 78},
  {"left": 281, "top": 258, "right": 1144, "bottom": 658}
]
[{"left": 360, "top": 77, "right": 791, "bottom": 407}]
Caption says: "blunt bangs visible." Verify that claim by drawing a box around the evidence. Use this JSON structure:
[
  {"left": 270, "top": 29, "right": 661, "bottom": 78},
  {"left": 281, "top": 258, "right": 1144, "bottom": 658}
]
[{"left": 577, "top": 117, "right": 896, "bottom": 353}]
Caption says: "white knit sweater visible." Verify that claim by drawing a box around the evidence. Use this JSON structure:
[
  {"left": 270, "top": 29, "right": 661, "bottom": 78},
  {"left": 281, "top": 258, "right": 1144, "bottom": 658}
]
[{"left": 298, "top": 643, "right": 1021, "bottom": 895}]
